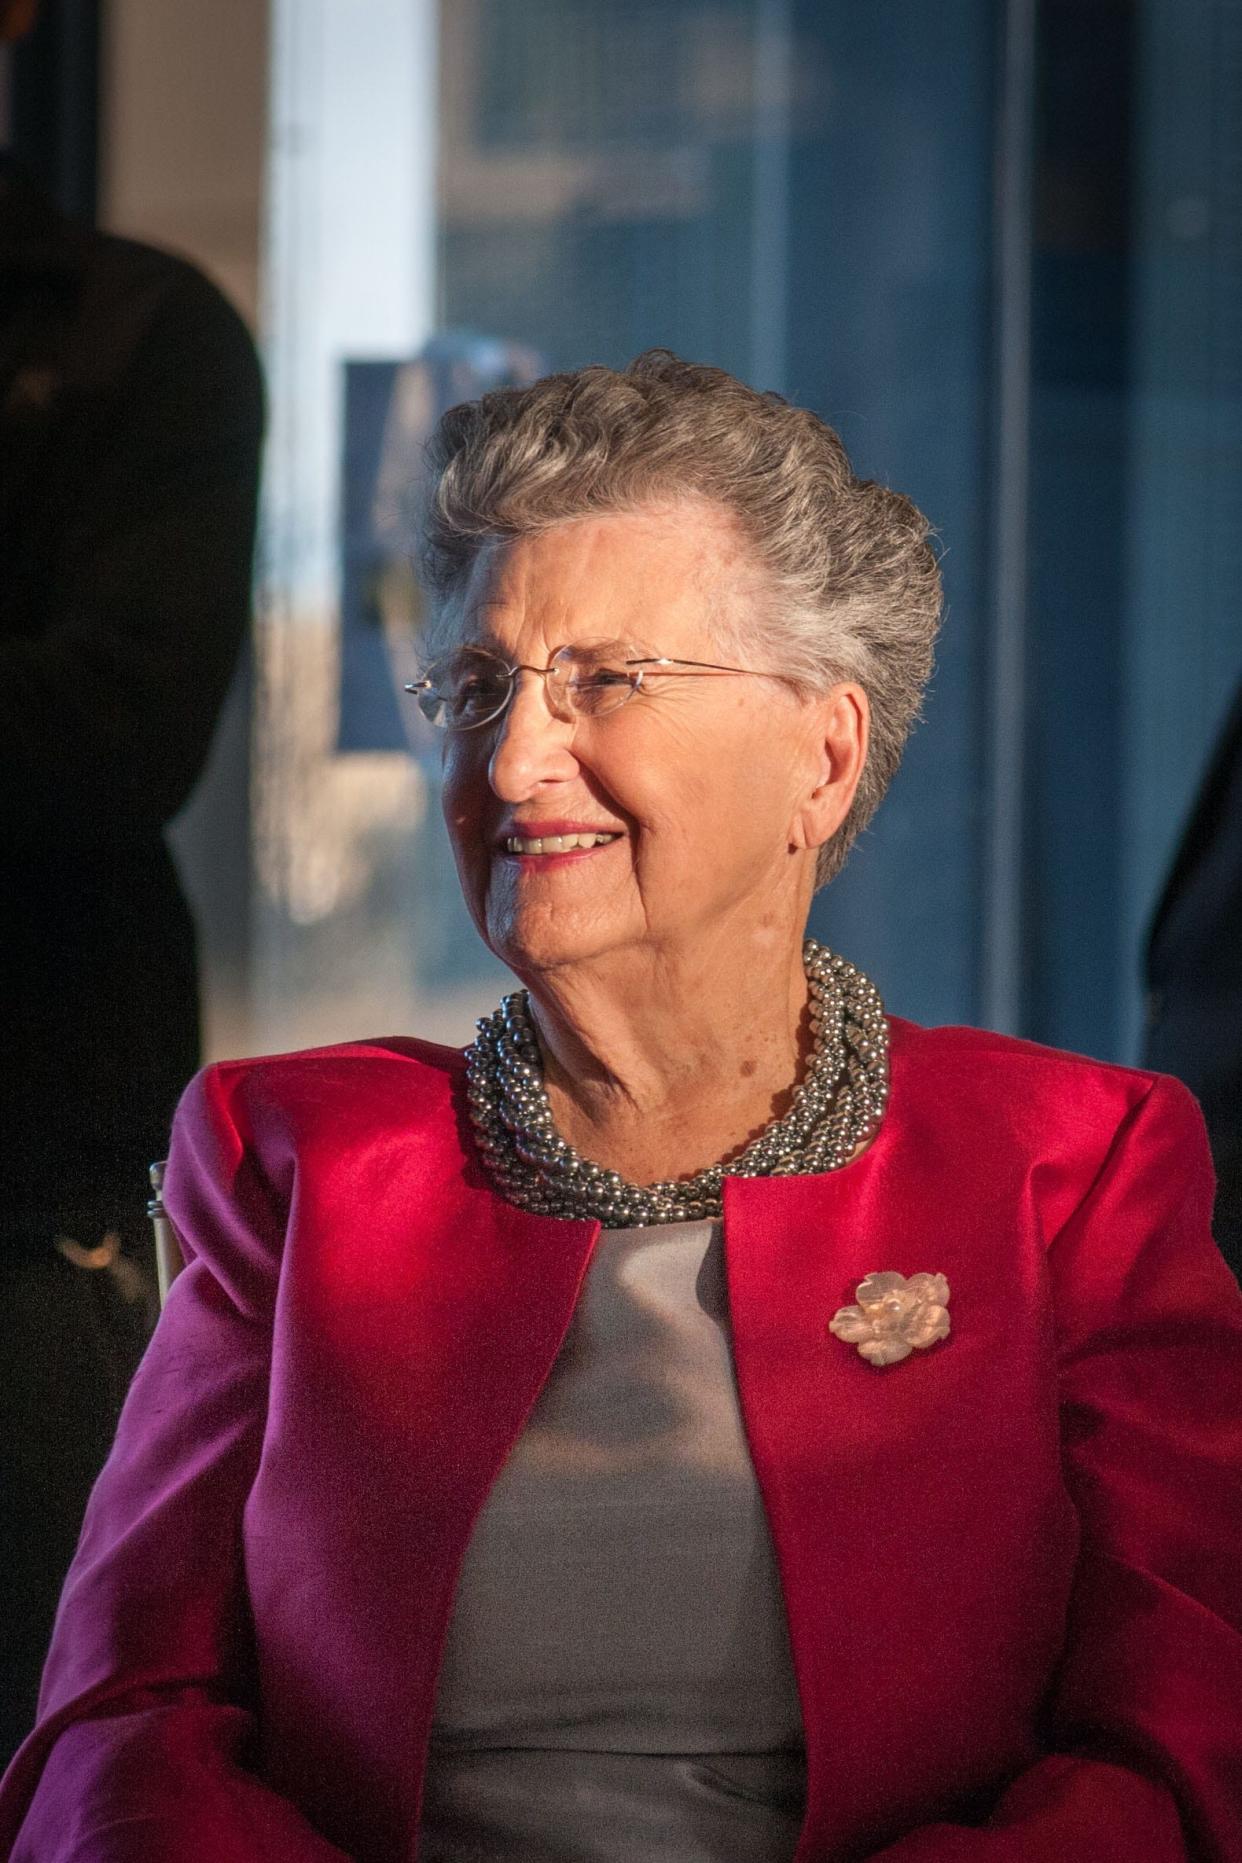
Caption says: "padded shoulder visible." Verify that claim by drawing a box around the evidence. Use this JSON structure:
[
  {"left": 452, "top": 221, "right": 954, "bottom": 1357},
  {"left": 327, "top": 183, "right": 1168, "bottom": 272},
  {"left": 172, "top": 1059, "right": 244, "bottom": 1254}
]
[
  {"left": 208, "top": 1032, "right": 463, "bottom": 1085},
  {"left": 888, "top": 1015, "right": 1171, "bottom": 1113},
  {"left": 884, "top": 1016, "right": 1203, "bottom": 1241},
  {"left": 198, "top": 1035, "right": 464, "bottom": 1147}
]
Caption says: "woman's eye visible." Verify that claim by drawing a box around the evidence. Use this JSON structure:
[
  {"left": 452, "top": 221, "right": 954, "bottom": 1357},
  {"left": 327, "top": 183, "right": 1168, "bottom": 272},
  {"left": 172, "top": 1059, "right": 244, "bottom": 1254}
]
[
  {"left": 573, "top": 666, "right": 630, "bottom": 689},
  {"left": 455, "top": 675, "right": 506, "bottom": 706}
]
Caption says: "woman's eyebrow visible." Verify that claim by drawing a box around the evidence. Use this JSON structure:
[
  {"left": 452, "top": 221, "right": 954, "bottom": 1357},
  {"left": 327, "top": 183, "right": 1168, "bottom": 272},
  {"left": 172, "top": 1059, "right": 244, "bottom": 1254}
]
[{"left": 451, "top": 620, "right": 508, "bottom": 655}]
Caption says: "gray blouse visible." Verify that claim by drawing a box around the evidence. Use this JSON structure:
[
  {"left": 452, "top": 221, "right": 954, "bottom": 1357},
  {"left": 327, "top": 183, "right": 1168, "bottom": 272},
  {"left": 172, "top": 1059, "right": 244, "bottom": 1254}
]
[{"left": 419, "top": 1218, "right": 807, "bottom": 1862}]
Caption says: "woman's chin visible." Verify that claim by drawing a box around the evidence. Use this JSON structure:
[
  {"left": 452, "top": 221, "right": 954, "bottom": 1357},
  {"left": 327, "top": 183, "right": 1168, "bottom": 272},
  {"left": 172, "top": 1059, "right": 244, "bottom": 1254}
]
[{"left": 485, "top": 905, "right": 629, "bottom": 979}]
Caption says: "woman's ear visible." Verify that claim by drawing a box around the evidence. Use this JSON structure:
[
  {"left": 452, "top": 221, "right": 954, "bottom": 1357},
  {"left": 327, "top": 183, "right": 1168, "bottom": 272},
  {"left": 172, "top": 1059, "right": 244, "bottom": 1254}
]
[{"left": 790, "top": 684, "right": 869, "bottom": 853}]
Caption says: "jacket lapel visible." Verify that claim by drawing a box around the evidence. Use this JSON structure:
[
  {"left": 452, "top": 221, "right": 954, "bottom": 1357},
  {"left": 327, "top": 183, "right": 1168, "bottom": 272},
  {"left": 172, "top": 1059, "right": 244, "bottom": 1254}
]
[
  {"left": 385, "top": 1182, "right": 603, "bottom": 1825},
  {"left": 252, "top": 1072, "right": 601, "bottom": 1858},
  {"left": 723, "top": 1120, "right": 1067, "bottom": 1859}
]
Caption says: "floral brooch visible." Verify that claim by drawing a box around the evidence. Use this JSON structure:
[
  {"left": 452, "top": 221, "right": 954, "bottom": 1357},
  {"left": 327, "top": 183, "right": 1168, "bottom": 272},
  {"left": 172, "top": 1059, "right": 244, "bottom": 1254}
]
[{"left": 829, "top": 1271, "right": 951, "bottom": 1367}]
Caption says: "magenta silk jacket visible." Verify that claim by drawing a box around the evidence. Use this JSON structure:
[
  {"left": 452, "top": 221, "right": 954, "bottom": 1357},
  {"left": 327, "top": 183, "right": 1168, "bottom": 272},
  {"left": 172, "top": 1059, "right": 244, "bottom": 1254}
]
[{"left": 1, "top": 1018, "right": 1240, "bottom": 1862}]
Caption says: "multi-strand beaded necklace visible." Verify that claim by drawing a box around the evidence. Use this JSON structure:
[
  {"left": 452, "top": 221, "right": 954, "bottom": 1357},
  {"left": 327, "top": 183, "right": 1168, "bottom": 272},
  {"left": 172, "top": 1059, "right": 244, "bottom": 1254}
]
[{"left": 464, "top": 938, "right": 888, "bottom": 1226}]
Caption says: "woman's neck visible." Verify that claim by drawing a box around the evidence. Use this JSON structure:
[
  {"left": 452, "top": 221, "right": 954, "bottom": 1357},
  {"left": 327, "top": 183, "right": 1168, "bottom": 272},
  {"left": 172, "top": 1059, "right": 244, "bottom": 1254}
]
[{"left": 523, "top": 934, "right": 815, "bottom": 1187}]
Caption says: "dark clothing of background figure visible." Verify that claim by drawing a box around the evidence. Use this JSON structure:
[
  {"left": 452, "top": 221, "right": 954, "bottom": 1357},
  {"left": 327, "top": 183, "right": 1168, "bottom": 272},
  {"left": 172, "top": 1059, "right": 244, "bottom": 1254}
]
[
  {"left": 0, "top": 156, "right": 263, "bottom": 1763},
  {"left": 1144, "top": 678, "right": 1242, "bottom": 1281}
]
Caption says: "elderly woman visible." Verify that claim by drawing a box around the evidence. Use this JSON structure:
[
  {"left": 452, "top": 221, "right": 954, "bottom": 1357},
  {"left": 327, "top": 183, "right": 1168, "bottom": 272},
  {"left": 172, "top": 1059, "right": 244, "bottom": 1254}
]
[{"left": 1, "top": 353, "right": 1239, "bottom": 1863}]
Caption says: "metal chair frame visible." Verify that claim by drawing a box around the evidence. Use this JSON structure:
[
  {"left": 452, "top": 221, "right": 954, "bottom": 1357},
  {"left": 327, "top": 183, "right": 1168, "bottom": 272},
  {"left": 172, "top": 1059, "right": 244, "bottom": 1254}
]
[{"left": 147, "top": 1161, "right": 184, "bottom": 1308}]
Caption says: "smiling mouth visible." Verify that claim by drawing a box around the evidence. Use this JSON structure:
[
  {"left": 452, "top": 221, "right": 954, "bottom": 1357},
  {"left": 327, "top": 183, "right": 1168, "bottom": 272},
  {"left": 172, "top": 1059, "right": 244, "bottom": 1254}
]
[{"left": 504, "top": 831, "right": 622, "bottom": 855}]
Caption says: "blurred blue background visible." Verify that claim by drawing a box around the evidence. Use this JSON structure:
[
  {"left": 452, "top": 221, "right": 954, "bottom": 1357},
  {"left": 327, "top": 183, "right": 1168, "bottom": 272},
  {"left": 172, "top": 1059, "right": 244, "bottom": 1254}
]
[
  {"left": 356, "top": 0, "right": 1242, "bottom": 1061},
  {"left": 12, "top": 0, "right": 1239, "bottom": 1064}
]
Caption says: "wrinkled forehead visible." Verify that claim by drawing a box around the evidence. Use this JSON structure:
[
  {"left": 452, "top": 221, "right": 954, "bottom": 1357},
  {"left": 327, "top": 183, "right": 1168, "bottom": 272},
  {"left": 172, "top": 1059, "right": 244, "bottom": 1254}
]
[{"left": 440, "top": 506, "right": 756, "bottom": 659}]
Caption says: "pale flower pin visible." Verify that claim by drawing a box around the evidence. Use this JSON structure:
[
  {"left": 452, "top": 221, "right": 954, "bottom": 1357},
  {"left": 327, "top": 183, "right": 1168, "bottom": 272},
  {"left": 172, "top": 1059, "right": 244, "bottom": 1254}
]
[{"left": 829, "top": 1271, "right": 951, "bottom": 1367}]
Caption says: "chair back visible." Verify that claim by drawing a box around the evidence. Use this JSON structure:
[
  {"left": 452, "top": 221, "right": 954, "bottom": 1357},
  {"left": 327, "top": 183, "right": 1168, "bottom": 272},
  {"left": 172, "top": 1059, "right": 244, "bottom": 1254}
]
[{"left": 147, "top": 1160, "right": 185, "bottom": 1308}]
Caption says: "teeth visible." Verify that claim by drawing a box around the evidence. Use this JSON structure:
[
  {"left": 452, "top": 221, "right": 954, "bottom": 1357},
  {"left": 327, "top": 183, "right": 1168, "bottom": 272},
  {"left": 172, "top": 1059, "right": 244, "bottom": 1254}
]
[{"left": 505, "top": 832, "right": 620, "bottom": 854}]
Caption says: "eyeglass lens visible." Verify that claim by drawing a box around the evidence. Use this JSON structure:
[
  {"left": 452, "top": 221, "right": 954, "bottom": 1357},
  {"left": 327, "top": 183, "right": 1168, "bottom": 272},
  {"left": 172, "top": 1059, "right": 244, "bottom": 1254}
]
[{"left": 418, "top": 646, "right": 640, "bottom": 729}]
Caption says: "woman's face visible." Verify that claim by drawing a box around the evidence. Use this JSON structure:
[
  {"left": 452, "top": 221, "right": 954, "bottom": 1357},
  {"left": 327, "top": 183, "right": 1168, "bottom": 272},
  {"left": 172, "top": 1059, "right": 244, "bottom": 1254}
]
[{"left": 439, "top": 502, "right": 856, "bottom": 981}]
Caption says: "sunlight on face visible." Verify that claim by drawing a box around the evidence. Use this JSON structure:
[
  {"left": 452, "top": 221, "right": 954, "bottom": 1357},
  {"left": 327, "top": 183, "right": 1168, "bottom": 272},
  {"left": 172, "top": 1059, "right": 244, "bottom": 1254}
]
[{"left": 439, "top": 502, "right": 826, "bottom": 980}]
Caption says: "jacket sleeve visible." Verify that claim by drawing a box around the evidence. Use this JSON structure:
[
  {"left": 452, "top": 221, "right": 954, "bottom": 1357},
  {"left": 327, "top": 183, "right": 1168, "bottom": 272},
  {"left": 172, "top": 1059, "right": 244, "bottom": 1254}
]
[
  {"left": 866, "top": 1073, "right": 1242, "bottom": 1862},
  {"left": 0, "top": 1065, "right": 352, "bottom": 1863}
]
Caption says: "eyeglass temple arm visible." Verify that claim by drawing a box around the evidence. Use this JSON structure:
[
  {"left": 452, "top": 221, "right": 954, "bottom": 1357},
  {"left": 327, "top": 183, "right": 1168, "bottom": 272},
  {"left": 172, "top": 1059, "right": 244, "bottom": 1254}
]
[{"left": 625, "top": 656, "right": 763, "bottom": 675}]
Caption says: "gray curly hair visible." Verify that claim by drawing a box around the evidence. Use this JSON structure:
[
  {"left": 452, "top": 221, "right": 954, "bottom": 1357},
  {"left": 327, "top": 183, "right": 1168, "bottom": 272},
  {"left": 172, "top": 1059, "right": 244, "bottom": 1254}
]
[{"left": 418, "top": 350, "right": 941, "bottom": 887}]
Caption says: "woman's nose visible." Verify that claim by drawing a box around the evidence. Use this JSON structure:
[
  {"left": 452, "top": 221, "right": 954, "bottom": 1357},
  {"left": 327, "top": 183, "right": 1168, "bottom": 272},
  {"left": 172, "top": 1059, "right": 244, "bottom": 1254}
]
[{"left": 487, "top": 671, "right": 579, "bottom": 800}]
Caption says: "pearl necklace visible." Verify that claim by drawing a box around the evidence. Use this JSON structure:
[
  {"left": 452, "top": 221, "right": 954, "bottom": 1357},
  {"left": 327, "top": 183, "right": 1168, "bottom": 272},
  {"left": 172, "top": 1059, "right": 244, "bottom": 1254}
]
[{"left": 463, "top": 938, "right": 889, "bottom": 1226}]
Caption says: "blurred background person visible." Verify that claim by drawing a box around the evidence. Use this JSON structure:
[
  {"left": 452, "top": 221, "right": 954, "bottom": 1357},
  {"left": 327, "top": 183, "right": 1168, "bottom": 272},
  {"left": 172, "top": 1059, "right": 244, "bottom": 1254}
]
[
  {"left": 1144, "top": 677, "right": 1242, "bottom": 1280},
  {"left": 0, "top": 0, "right": 264, "bottom": 1763}
]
